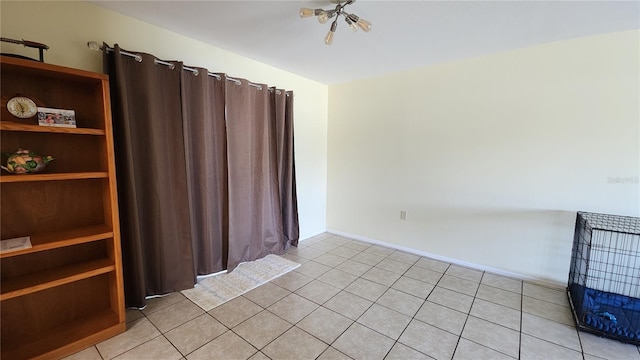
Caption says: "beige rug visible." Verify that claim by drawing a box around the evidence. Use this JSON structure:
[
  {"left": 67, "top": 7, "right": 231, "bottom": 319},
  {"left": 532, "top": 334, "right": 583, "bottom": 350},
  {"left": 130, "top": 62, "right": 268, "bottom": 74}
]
[{"left": 181, "top": 254, "right": 300, "bottom": 311}]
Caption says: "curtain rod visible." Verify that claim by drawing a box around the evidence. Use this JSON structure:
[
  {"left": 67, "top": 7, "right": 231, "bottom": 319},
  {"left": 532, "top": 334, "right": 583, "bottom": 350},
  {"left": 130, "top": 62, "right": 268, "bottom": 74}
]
[{"left": 87, "top": 41, "right": 283, "bottom": 94}]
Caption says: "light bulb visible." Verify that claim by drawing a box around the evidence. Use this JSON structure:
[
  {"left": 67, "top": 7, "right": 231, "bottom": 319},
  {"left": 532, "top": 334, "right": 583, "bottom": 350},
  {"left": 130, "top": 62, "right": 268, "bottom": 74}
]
[
  {"left": 299, "top": 8, "right": 314, "bottom": 18},
  {"left": 324, "top": 31, "right": 334, "bottom": 45},
  {"left": 318, "top": 11, "right": 329, "bottom": 24},
  {"left": 325, "top": 20, "right": 338, "bottom": 45},
  {"left": 357, "top": 18, "right": 372, "bottom": 32},
  {"left": 345, "top": 18, "right": 358, "bottom": 32}
]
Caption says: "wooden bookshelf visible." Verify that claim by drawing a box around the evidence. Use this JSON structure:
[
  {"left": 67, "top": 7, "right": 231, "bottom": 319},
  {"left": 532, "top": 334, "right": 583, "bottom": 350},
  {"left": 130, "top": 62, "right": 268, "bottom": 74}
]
[{"left": 0, "top": 56, "right": 125, "bottom": 359}]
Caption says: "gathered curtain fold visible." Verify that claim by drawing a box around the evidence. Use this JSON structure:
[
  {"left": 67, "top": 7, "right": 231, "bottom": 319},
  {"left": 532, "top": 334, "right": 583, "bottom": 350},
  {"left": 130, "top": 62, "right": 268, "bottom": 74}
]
[
  {"left": 105, "top": 44, "right": 299, "bottom": 308},
  {"left": 180, "top": 68, "right": 229, "bottom": 276}
]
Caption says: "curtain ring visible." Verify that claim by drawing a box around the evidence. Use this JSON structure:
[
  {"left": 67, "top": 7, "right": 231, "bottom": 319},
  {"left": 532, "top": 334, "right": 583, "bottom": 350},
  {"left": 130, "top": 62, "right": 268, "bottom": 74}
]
[
  {"left": 135, "top": 55, "right": 142, "bottom": 62},
  {"left": 153, "top": 59, "right": 175, "bottom": 69},
  {"left": 225, "top": 76, "right": 242, "bottom": 85},
  {"left": 193, "top": 69, "right": 199, "bottom": 76}
]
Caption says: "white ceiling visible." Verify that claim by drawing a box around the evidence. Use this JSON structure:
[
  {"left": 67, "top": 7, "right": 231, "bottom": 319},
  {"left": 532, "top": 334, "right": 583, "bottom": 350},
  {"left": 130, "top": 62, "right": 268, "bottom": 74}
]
[{"left": 90, "top": 1, "right": 639, "bottom": 85}]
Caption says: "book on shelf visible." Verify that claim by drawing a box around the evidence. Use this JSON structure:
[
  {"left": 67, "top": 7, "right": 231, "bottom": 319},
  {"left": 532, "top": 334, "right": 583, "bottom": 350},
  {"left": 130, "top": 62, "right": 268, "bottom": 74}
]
[{"left": 0, "top": 236, "right": 32, "bottom": 253}]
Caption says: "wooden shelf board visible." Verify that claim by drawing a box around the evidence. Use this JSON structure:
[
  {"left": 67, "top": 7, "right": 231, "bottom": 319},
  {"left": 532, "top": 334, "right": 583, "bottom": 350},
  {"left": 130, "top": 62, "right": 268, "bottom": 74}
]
[
  {"left": 0, "top": 258, "right": 115, "bottom": 300},
  {"left": 1, "top": 308, "right": 123, "bottom": 360},
  {"left": 1, "top": 224, "right": 114, "bottom": 258},
  {"left": 0, "top": 121, "right": 105, "bottom": 135},
  {"left": 0, "top": 171, "right": 108, "bottom": 183},
  {"left": 1, "top": 55, "right": 109, "bottom": 81}
]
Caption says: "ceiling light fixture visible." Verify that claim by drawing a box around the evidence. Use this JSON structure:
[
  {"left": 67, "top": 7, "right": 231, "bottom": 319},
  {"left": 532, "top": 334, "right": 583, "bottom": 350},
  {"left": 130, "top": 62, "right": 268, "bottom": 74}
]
[{"left": 300, "top": 0, "right": 371, "bottom": 45}]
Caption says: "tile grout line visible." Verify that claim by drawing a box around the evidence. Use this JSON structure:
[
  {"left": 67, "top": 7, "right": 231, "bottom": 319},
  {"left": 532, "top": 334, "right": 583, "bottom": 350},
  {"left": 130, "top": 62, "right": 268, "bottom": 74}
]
[
  {"left": 105, "top": 326, "right": 167, "bottom": 360},
  {"left": 184, "top": 311, "right": 237, "bottom": 357},
  {"left": 145, "top": 299, "right": 208, "bottom": 359},
  {"left": 380, "top": 259, "right": 449, "bottom": 359},
  {"left": 519, "top": 278, "right": 524, "bottom": 360},
  {"left": 450, "top": 267, "right": 483, "bottom": 360},
  {"left": 292, "top": 241, "right": 379, "bottom": 359},
  {"left": 183, "top": 297, "right": 258, "bottom": 358},
  {"left": 305, "top": 244, "right": 424, "bottom": 358},
  {"left": 448, "top": 268, "right": 525, "bottom": 359},
  {"left": 369, "top": 250, "right": 427, "bottom": 359},
  {"left": 320, "top": 246, "right": 397, "bottom": 358}
]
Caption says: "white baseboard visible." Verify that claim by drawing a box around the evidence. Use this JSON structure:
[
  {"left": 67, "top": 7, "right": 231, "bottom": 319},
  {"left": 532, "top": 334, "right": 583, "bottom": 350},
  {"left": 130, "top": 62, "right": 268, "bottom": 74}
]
[
  {"left": 299, "top": 229, "right": 330, "bottom": 241},
  {"left": 327, "top": 229, "right": 565, "bottom": 289}
]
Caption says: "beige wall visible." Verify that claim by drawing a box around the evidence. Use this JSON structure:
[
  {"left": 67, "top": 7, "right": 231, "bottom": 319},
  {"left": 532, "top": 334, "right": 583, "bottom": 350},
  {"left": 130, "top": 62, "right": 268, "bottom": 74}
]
[
  {"left": 0, "top": 1, "right": 329, "bottom": 239},
  {"left": 328, "top": 30, "right": 640, "bottom": 284}
]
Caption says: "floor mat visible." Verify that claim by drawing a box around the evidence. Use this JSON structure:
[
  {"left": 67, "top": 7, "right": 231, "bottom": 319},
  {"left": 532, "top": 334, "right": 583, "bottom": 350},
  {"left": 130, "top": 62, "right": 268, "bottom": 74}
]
[{"left": 181, "top": 254, "right": 300, "bottom": 311}]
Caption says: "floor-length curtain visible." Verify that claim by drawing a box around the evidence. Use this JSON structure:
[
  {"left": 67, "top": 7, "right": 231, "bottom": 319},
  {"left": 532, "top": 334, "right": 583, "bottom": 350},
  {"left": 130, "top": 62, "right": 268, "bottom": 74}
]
[
  {"left": 272, "top": 89, "right": 299, "bottom": 246},
  {"left": 105, "top": 44, "right": 299, "bottom": 308},
  {"left": 226, "top": 81, "right": 285, "bottom": 271},
  {"left": 181, "top": 69, "right": 228, "bottom": 275},
  {"left": 105, "top": 45, "right": 196, "bottom": 308}
]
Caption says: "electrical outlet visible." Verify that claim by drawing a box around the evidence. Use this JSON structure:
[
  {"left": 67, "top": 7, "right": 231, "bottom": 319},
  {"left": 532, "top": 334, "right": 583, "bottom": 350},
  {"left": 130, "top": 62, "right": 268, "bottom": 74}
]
[{"left": 400, "top": 210, "right": 407, "bottom": 221}]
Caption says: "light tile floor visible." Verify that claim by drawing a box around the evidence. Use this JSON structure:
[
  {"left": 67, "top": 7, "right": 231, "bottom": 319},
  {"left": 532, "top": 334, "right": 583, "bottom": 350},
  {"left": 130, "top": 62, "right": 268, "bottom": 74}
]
[{"left": 65, "top": 233, "right": 640, "bottom": 360}]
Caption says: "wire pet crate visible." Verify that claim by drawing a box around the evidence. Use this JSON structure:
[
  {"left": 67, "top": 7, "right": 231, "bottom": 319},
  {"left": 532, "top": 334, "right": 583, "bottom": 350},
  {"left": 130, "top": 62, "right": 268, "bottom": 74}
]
[{"left": 567, "top": 211, "right": 640, "bottom": 344}]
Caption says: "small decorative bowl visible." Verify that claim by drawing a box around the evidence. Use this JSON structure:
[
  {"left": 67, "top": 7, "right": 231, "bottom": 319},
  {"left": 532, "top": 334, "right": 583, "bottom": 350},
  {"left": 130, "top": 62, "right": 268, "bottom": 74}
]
[{"left": 1, "top": 148, "right": 54, "bottom": 174}]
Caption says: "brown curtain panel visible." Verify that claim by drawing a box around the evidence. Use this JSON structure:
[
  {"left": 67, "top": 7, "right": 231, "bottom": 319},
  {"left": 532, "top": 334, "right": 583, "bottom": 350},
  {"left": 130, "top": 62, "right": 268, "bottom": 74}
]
[
  {"left": 105, "top": 45, "right": 196, "bottom": 308},
  {"left": 225, "top": 80, "right": 285, "bottom": 270},
  {"left": 105, "top": 44, "right": 299, "bottom": 308},
  {"left": 180, "top": 69, "right": 228, "bottom": 275},
  {"left": 273, "top": 89, "right": 299, "bottom": 246}
]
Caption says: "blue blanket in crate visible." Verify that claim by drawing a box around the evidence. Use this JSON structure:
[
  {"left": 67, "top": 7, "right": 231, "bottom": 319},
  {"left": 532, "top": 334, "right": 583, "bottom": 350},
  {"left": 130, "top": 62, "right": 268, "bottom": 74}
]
[{"left": 581, "top": 287, "right": 640, "bottom": 340}]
